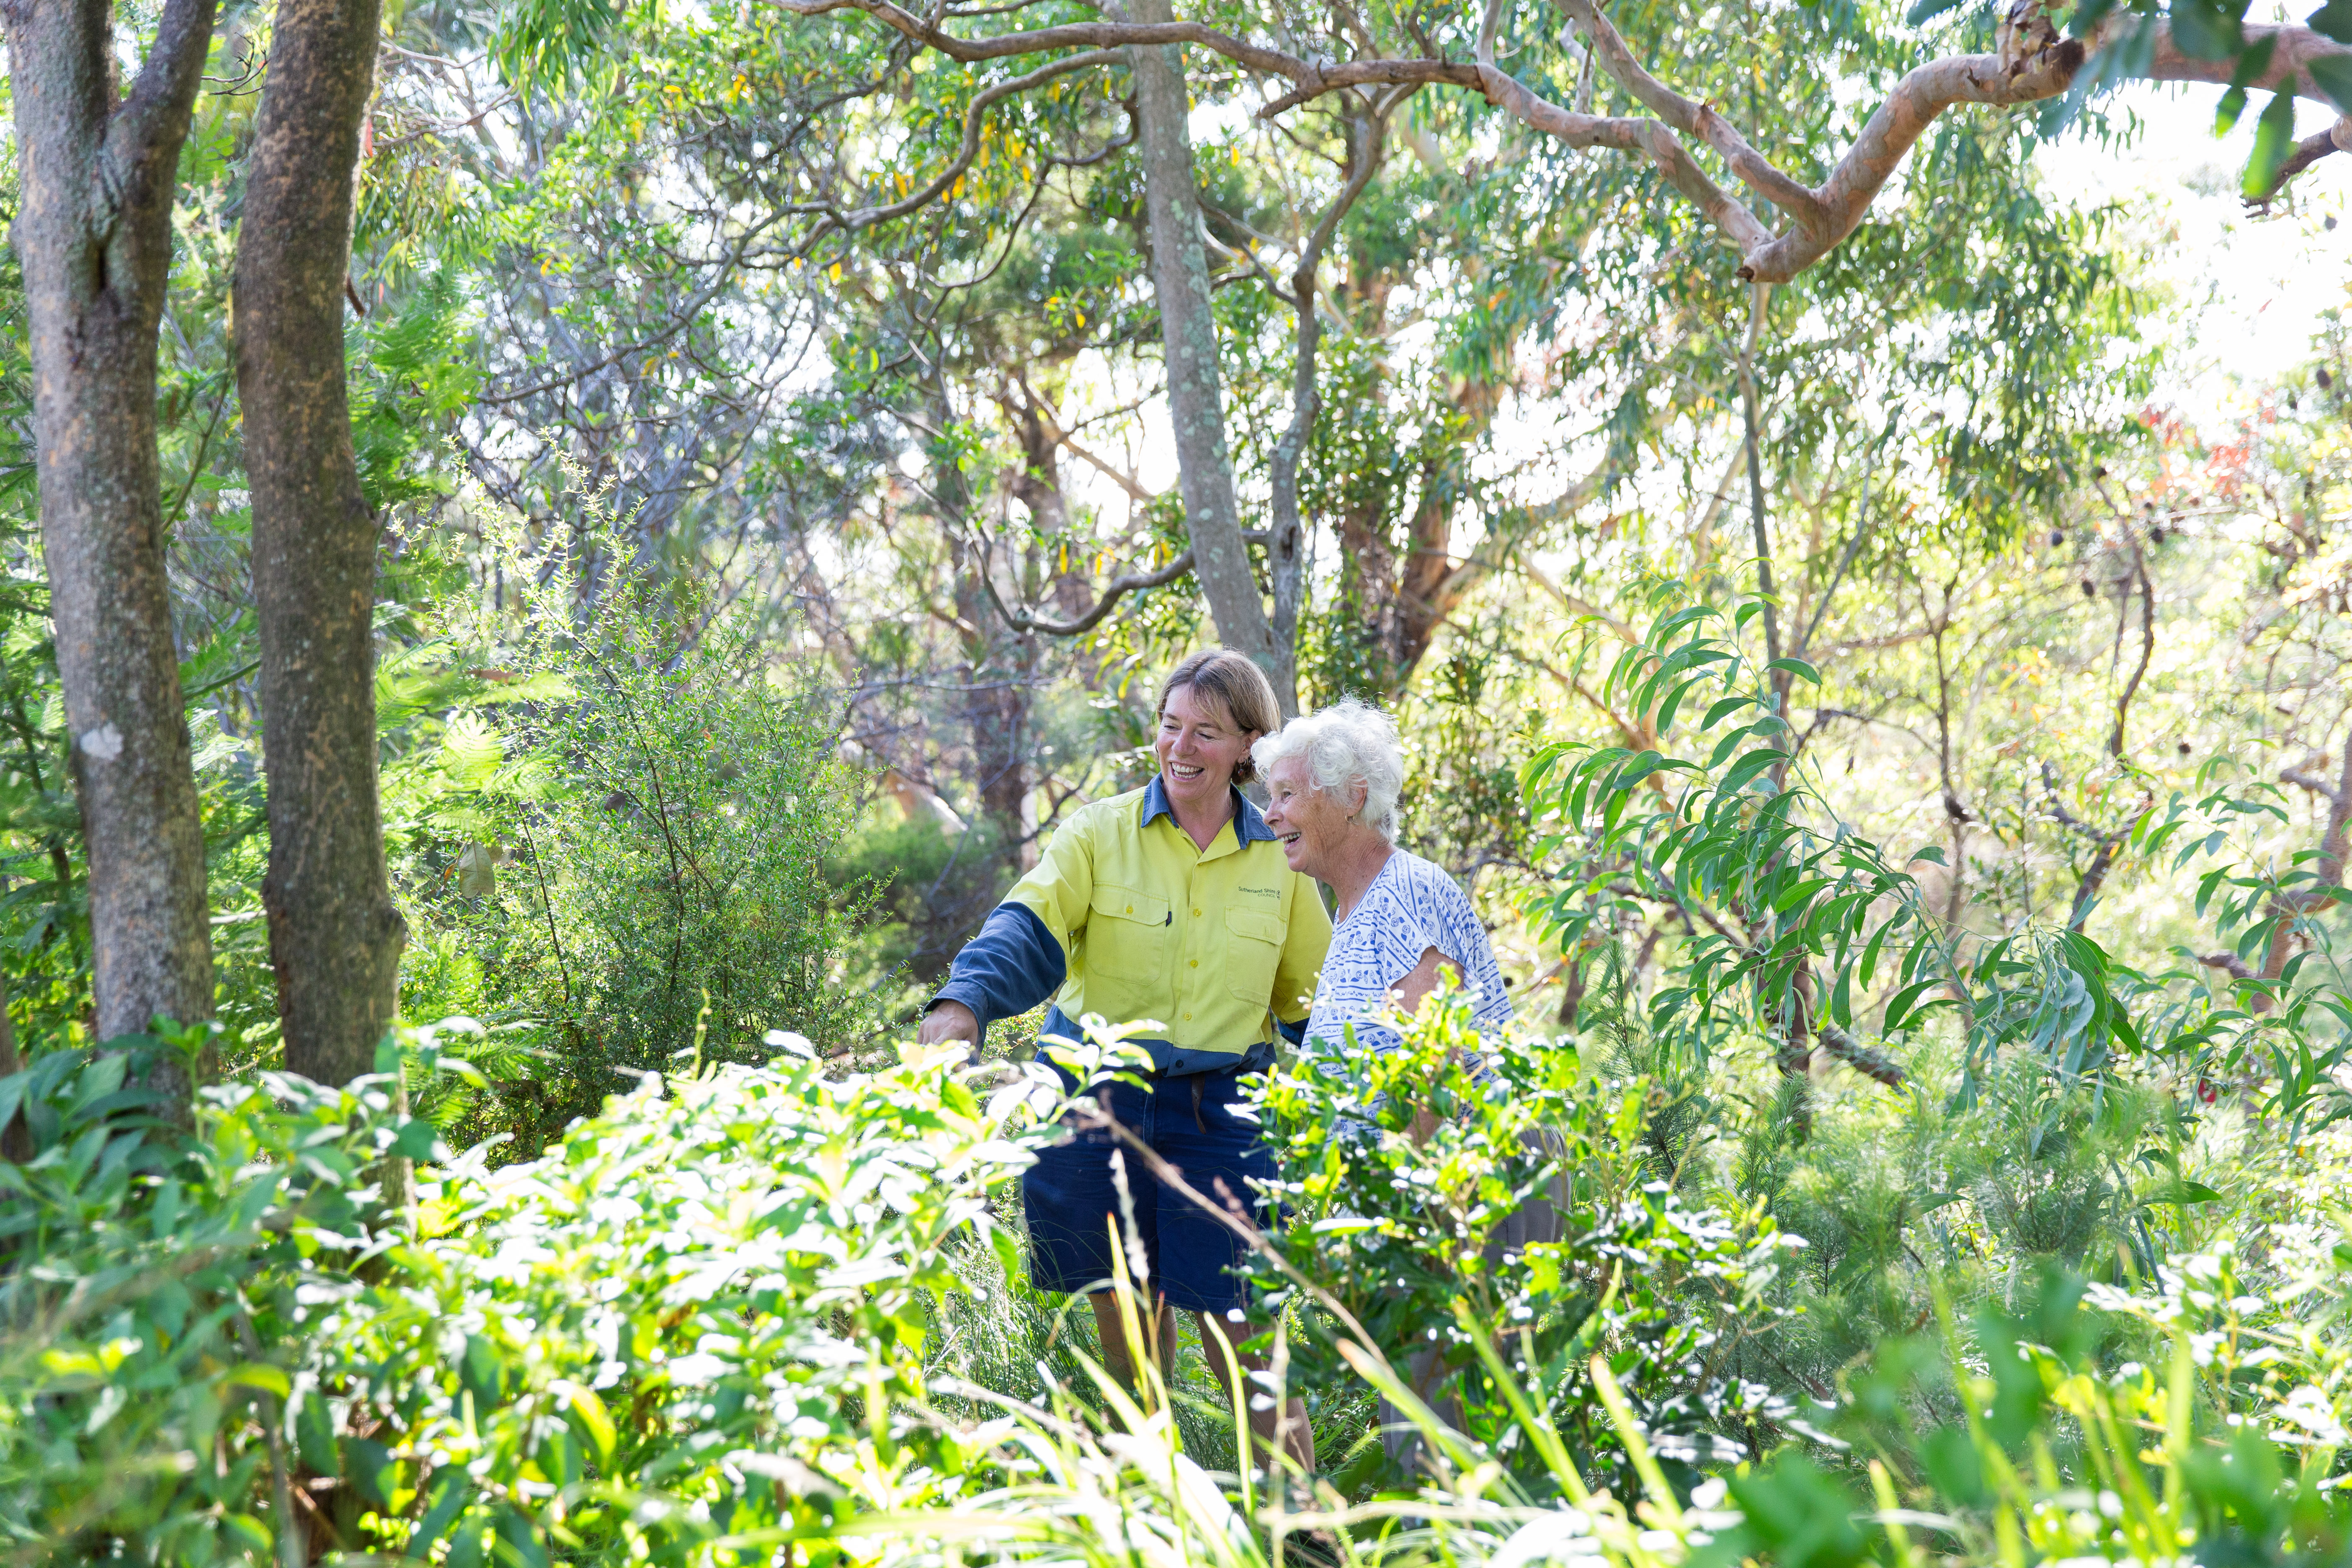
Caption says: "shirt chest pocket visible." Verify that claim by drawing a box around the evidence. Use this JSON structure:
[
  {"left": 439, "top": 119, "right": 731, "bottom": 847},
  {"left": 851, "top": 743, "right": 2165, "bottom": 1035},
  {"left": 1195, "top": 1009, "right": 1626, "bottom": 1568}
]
[
  {"left": 1223, "top": 908, "right": 1285, "bottom": 1005},
  {"left": 1084, "top": 887, "right": 1172, "bottom": 983}
]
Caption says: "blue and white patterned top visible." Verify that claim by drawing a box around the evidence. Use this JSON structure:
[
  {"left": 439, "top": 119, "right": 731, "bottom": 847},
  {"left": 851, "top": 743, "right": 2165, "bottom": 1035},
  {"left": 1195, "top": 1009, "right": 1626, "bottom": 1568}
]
[{"left": 1303, "top": 849, "right": 1512, "bottom": 1056}]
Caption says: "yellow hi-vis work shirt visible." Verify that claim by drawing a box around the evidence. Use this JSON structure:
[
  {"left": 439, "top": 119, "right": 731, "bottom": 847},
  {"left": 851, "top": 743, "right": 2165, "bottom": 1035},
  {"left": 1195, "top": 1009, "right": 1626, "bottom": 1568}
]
[{"left": 931, "top": 777, "right": 1333, "bottom": 1075}]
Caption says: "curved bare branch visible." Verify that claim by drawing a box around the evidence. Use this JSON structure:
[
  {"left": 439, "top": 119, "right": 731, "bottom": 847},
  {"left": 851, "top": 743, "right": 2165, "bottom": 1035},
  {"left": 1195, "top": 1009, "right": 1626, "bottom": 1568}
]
[
  {"left": 852, "top": 49, "right": 1124, "bottom": 231},
  {"left": 769, "top": 0, "right": 2352, "bottom": 285},
  {"left": 2254, "top": 118, "right": 2352, "bottom": 204},
  {"left": 972, "top": 540, "right": 1197, "bottom": 635}
]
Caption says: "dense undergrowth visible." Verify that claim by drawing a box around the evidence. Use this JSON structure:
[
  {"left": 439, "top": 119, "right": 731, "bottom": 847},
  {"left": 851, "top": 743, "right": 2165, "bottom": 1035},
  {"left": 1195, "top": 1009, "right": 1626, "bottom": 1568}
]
[
  {"left": 8, "top": 985, "right": 2352, "bottom": 1567},
  {"left": 6, "top": 574, "right": 2352, "bottom": 1564}
]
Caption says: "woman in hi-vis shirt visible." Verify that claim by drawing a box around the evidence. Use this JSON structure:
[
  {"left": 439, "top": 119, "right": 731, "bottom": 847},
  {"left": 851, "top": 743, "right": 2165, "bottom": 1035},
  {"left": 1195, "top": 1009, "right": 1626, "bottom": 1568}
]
[{"left": 918, "top": 650, "right": 1331, "bottom": 1470}]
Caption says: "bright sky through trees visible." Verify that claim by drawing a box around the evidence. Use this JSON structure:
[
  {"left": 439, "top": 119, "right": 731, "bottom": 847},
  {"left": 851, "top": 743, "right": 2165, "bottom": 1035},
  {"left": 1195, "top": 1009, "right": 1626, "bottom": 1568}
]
[{"left": 2054, "top": 73, "right": 2345, "bottom": 419}]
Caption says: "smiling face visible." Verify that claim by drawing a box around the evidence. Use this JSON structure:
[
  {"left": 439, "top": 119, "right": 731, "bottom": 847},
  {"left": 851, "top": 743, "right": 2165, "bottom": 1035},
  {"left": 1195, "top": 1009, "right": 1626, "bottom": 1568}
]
[
  {"left": 1261, "top": 753, "right": 1365, "bottom": 879},
  {"left": 1155, "top": 683, "right": 1258, "bottom": 818}
]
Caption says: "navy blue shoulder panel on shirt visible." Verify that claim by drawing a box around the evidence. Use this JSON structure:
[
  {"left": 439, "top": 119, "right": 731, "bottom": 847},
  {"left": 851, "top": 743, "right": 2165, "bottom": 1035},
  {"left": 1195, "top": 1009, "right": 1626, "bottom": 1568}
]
[{"left": 931, "top": 902, "right": 1066, "bottom": 1030}]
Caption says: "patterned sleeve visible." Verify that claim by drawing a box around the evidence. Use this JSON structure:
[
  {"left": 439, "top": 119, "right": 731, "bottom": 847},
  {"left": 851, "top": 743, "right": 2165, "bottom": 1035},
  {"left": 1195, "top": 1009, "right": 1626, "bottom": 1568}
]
[
  {"left": 1370, "top": 887, "right": 1439, "bottom": 982},
  {"left": 1430, "top": 877, "right": 1485, "bottom": 974},
  {"left": 1408, "top": 858, "right": 1514, "bottom": 1031}
]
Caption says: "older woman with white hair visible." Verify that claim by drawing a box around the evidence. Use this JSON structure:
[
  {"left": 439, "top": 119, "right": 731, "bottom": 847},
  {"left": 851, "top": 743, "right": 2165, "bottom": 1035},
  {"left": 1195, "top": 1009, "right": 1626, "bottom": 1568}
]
[
  {"left": 1254, "top": 698, "right": 1511, "bottom": 1059},
  {"left": 1257, "top": 696, "right": 1541, "bottom": 1480}
]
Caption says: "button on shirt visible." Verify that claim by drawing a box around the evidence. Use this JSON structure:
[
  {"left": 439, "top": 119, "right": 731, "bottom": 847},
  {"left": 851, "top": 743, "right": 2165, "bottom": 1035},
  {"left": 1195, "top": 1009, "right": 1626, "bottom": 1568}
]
[{"left": 932, "top": 778, "right": 1333, "bottom": 1076}]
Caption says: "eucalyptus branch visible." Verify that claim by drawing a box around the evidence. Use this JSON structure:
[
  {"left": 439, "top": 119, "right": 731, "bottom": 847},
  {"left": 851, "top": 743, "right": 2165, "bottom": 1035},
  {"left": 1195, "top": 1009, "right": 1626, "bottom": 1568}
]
[
  {"left": 2250, "top": 120, "right": 2352, "bottom": 205},
  {"left": 968, "top": 530, "right": 1197, "bottom": 636},
  {"left": 771, "top": 0, "right": 2352, "bottom": 283},
  {"left": 844, "top": 49, "right": 1124, "bottom": 233},
  {"left": 2112, "top": 544, "right": 2156, "bottom": 759},
  {"left": 768, "top": 0, "right": 1480, "bottom": 96},
  {"left": 1267, "top": 96, "right": 1395, "bottom": 663},
  {"left": 2039, "top": 760, "right": 2146, "bottom": 933}
]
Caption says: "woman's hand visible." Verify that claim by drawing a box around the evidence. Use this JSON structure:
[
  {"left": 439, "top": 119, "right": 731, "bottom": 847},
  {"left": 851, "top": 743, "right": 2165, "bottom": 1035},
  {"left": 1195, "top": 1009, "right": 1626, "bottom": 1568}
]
[{"left": 918, "top": 1000, "right": 980, "bottom": 1048}]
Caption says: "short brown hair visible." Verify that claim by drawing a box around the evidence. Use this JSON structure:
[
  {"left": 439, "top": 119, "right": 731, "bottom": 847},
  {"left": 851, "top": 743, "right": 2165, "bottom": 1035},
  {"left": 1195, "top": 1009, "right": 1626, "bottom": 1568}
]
[{"left": 1158, "top": 650, "right": 1282, "bottom": 784}]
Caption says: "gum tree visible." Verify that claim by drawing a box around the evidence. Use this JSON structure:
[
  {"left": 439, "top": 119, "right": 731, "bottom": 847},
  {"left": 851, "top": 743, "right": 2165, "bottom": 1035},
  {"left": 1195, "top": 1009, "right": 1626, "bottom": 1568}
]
[
  {"left": 760, "top": 0, "right": 2351, "bottom": 709},
  {"left": 236, "top": 0, "right": 408, "bottom": 1085},
  {"left": 3, "top": 0, "right": 219, "bottom": 1079}
]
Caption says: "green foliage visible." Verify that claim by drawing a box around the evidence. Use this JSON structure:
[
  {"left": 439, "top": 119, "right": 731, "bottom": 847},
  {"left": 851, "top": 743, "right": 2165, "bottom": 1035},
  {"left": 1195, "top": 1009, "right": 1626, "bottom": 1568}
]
[
  {"left": 389, "top": 508, "right": 881, "bottom": 1150},
  {"left": 825, "top": 813, "right": 1016, "bottom": 1000},
  {"left": 5, "top": 0, "right": 2352, "bottom": 1560},
  {"left": 349, "top": 266, "right": 480, "bottom": 513},
  {"left": 0, "top": 1027, "right": 423, "bottom": 1562},
  {"left": 14, "top": 998, "right": 2352, "bottom": 1567},
  {"left": 302, "top": 1034, "right": 1054, "bottom": 1563},
  {"left": 0, "top": 1022, "right": 1063, "bottom": 1563},
  {"left": 1246, "top": 989, "right": 1806, "bottom": 1496},
  {"left": 1520, "top": 580, "right": 2348, "bottom": 1122}
]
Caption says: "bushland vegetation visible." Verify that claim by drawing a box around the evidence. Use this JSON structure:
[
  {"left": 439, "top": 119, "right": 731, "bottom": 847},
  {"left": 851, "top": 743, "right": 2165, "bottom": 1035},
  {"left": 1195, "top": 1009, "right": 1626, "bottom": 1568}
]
[{"left": 5, "top": 0, "right": 2352, "bottom": 1560}]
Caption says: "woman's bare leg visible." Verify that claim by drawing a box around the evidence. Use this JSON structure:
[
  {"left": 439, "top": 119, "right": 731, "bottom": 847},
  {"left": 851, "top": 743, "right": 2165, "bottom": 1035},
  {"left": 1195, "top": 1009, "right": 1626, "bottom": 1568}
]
[
  {"left": 1087, "top": 1288, "right": 1175, "bottom": 1393},
  {"left": 1197, "top": 1309, "right": 1316, "bottom": 1474}
]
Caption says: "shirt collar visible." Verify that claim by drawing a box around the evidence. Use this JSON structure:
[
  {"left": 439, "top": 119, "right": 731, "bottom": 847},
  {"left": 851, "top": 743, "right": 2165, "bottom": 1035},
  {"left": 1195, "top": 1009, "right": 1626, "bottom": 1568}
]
[{"left": 1141, "top": 776, "right": 1278, "bottom": 845}]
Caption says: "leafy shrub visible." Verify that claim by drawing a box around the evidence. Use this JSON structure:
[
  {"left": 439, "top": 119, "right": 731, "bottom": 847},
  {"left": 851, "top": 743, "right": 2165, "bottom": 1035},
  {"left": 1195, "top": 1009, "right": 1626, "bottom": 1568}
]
[
  {"left": 18, "top": 1007, "right": 2352, "bottom": 1567},
  {"left": 825, "top": 810, "right": 1016, "bottom": 1016},
  {"left": 389, "top": 510, "right": 882, "bottom": 1150},
  {"left": 300, "top": 1032, "right": 1058, "bottom": 1562},
  {"left": 0, "top": 1024, "right": 1081, "bottom": 1564},
  {"left": 0, "top": 1029, "right": 423, "bottom": 1563},
  {"left": 1244, "top": 989, "right": 1809, "bottom": 1496}
]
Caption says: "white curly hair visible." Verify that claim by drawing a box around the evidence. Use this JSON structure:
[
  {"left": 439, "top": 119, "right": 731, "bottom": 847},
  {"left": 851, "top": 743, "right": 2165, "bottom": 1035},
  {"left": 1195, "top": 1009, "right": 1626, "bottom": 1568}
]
[{"left": 1250, "top": 696, "right": 1404, "bottom": 844}]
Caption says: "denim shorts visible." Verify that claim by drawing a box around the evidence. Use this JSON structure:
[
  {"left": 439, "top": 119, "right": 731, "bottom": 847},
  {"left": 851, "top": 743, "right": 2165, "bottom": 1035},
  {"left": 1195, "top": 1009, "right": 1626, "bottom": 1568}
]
[{"left": 1022, "top": 1064, "right": 1273, "bottom": 1316}]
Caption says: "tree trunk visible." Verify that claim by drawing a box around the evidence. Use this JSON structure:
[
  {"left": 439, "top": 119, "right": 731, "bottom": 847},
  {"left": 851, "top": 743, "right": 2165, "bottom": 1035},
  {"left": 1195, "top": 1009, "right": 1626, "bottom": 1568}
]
[
  {"left": 1391, "top": 377, "right": 1504, "bottom": 689},
  {"left": 235, "top": 0, "right": 407, "bottom": 1086},
  {"left": 1127, "top": 0, "right": 1287, "bottom": 707},
  {"left": 923, "top": 377, "right": 1034, "bottom": 881},
  {"left": 5, "top": 0, "right": 219, "bottom": 1088}
]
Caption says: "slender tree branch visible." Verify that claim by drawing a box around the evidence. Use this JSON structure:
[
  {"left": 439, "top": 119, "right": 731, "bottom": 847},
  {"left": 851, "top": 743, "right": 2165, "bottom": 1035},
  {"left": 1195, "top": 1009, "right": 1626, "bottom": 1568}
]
[
  {"left": 1267, "top": 98, "right": 1393, "bottom": 670},
  {"left": 1554, "top": 0, "right": 1828, "bottom": 231},
  {"left": 848, "top": 48, "right": 1125, "bottom": 231},
  {"left": 1797, "top": 407, "right": 1897, "bottom": 656},
  {"left": 770, "top": 0, "right": 2352, "bottom": 283},
  {"left": 970, "top": 536, "right": 1198, "bottom": 635},
  {"left": 478, "top": 216, "right": 788, "bottom": 404},
  {"left": 2249, "top": 120, "right": 2350, "bottom": 205},
  {"left": 2112, "top": 544, "right": 2155, "bottom": 759},
  {"left": 2040, "top": 760, "right": 2140, "bottom": 933},
  {"left": 2197, "top": 951, "right": 2255, "bottom": 982},
  {"left": 770, "top": 0, "right": 1480, "bottom": 93}
]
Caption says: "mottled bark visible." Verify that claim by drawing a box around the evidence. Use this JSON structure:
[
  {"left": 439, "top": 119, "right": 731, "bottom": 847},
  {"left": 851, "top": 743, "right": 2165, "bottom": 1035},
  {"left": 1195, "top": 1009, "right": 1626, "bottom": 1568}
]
[
  {"left": 1128, "top": 0, "right": 1285, "bottom": 705},
  {"left": 5, "top": 0, "right": 219, "bottom": 1085},
  {"left": 235, "top": 0, "right": 405, "bottom": 1086}
]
